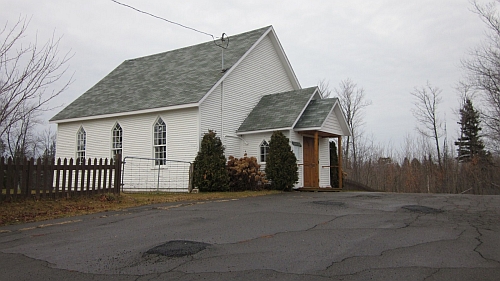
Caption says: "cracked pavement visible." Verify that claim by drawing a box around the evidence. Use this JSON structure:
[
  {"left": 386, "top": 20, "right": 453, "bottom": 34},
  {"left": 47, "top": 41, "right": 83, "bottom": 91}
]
[{"left": 0, "top": 192, "right": 499, "bottom": 280}]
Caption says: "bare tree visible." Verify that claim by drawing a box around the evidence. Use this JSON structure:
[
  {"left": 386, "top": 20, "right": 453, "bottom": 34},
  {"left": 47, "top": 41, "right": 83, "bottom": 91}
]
[
  {"left": 5, "top": 109, "right": 39, "bottom": 159},
  {"left": 318, "top": 79, "right": 332, "bottom": 98},
  {"left": 455, "top": 81, "right": 477, "bottom": 104},
  {"left": 37, "top": 126, "right": 57, "bottom": 159},
  {"left": 463, "top": 0, "right": 500, "bottom": 150},
  {"left": 334, "top": 78, "right": 372, "bottom": 171},
  {"left": 0, "top": 17, "right": 72, "bottom": 141},
  {"left": 410, "top": 82, "right": 443, "bottom": 168},
  {"left": 0, "top": 138, "right": 4, "bottom": 157}
]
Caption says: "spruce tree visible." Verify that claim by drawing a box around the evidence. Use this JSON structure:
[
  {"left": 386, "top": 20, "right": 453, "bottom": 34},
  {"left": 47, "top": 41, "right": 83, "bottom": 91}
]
[
  {"left": 265, "top": 131, "right": 298, "bottom": 191},
  {"left": 329, "top": 140, "right": 339, "bottom": 188},
  {"left": 455, "top": 99, "right": 485, "bottom": 162},
  {"left": 193, "top": 130, "right": 229, "bottom": 192}
]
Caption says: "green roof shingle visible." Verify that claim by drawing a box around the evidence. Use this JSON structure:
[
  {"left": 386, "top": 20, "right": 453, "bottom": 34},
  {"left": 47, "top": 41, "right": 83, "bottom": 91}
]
[
  {"left": 237, "top": 87, "right": 317, "bottom": 133},
  {"left": 294, "top": 98, "right": 338, "bottom": 129},
  {"left": 51, "top": 26, "right": 271, "bottom": 121}
]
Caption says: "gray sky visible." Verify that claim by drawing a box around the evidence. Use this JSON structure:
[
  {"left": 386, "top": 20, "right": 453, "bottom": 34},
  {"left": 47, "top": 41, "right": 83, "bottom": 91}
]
[{"left": 1, "top": 0, "right": 488, "bottom": 153}]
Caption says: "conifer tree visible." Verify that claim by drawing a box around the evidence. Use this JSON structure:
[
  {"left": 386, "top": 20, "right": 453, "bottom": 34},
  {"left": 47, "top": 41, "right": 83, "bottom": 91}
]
[
  {"left": 329, "top": 140, "right": 339, "bottom": 188},
  {"left": 193, "top": 130, "right": 229, "bottom": 192},
  {"left": 455, "top": 99, "right": 485, "bottom": 162},
  {"left": 265, "top": 131, "right": 298, "bottom": 191}
]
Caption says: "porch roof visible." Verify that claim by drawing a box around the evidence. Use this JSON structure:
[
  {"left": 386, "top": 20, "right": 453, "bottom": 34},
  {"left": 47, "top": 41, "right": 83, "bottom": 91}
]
[
  {"left": 294, "top": 98, "right": 337, "bottom": 129},
  {"left": 237, "top": 87, "right": 316, "bottom": 133},
  {"left": 294, "top": 97, "right": 351, "bottom": 137}
]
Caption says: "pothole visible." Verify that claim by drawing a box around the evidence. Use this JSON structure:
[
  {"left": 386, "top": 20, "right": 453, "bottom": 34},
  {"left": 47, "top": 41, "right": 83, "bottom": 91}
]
[
  {"left": 312, "top": 201, "right": 345, "bottom": 207},
  {"left": 145, "top": 240, "right": 211, "bottom": 257},
  {"left": 402, "top": 205, "right": 444, "bottom": 214}
]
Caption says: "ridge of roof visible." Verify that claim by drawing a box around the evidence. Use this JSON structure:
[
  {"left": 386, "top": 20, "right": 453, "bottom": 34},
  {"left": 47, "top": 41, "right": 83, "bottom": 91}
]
[
  {"left": 51, "top": 26, "right": 272, "bottom": 122},
  {"left": 237, "top": 87, "right": 317, "bottom": 133}
]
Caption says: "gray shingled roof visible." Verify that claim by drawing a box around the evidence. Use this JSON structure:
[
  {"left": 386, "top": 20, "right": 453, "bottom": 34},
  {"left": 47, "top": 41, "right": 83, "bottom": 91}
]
[
  {"left": 237, "top": 87, "right": 317, "bottom": 133},
  {"left": 51, "top": 26, "right": 271, "bottom": 121},
  {"left": 294, "top": 98, "right": 338, "bottom": 129}
]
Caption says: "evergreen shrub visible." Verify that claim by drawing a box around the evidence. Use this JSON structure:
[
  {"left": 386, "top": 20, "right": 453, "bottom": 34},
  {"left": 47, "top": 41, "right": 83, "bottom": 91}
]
[
  {"left": 265, "top": 131, "right": 298, "bottom": 191},
  {"left": 193, "top": 130, "right": 229, "bottom": 192},
  {"left": 330, "top": 140, "right": 339, "bottom": 188}
]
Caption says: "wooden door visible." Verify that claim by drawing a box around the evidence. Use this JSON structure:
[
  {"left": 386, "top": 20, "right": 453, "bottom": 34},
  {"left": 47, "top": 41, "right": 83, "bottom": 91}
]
[{"left": 303, "top": 137, "right": 317, "bottom": 187}]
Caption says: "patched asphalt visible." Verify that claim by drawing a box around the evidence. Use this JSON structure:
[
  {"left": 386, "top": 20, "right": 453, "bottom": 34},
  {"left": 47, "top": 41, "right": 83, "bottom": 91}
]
[{"left": 1, "top": 192, "right": 499, "bottom": 281}]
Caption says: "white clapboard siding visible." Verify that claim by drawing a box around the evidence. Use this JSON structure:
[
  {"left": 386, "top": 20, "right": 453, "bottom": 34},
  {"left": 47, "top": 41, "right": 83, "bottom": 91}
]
[
  {"left": 240, "top": 131, "right": 273, "bottom": 162},
  {"left": 56, "top": 122, "right": 80, "bottom": 160},
  {"left": 241, "top": 130, "right": 306, "bottom": 188},
  {"left": 164, "top": 107, "right": 200, "bottom": 162},
  {"left": 56, "top": 108, "right": 198, "bottom": 160},
  {"left": 56, "top": 119, "right": 116, "bottom": 160},
  {"left": 199, "top": 84, "right": 222, "bottom": 137},
  {"left": 289, "top": 130, "right": 304, "bottom": 188},
  {"left": 200, "top": 34, "right": 295, "bottom": 158},
  {"left": 321, "top": 108, "right": 344, "bottom": 136},
  {"left": 319, "top": 138, "right": 331, "bottom": 187},
  {"left": 124, "top": 108, "right": 199, "bottom": 192},
  {"left": 56, "top": 108, "right": 199, "bottom": 191}
]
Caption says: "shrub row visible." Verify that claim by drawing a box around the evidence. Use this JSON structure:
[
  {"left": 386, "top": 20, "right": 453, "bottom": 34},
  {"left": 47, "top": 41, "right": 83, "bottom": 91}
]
[{"left": 193, "top": 130, "right": 298, "bottom": 192}]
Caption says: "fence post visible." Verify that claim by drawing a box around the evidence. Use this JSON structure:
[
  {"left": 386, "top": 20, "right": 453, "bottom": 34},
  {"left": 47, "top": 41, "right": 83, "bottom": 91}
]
[
  {"left": 109, "top": 158, "right": 113, "bottom": 193},
  {"left": 86, "top": 158, "right": 92, "bottom": 195},
  {"left": 103, "top": 158, "right": 109, "bottom": 193},
  {"left": 157, "top": 160, "right": 161, "bottom": 192},
  {"left": 35, "top": 158, "right": 42, "bottom": 199},
  {"left": 42, "top": 157, "right": 49, "bottom": 197},
  {"left": 0, "top": 157, "right": 3, "bottom": 201},
  {"left": 120, "top": 157, "right": 126, "bottom": 193},
  {"left": 78, "top": 159, "right": 84, "bottom": 196},
  {"left": 188, "top": 163, "right": 194, "bottom": 192},
  {"left": 13, "top": 159, "right": 20, "bottom": 197},
  {"left": 91, "top": 158, "right": 97, "bottom": 195},
  {"left": 6, "top": 158, "right": 13, "bottom": 198},
  {"left": 55, "top": 158, "right": 61, "bottom": 198},
  {"left": 22, "top": 158, "right": 32, "bottom": 198},
  {"left": 0, "top": 157, "right": 5, "bottom": 201},
  {"left": 27, "top": 158, "right": 33, "bottom": 197},
  {"left": 68, "top": 158, "right": 74, "bottom": 198},
  {"left": 97, "top": 158, "right": 103, "bottom": 194},
  {"left": 114, "top": 154, "right": 122, "bottom": 194}
]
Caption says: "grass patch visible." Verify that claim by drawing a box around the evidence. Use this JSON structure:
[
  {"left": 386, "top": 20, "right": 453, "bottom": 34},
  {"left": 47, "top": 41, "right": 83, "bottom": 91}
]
[{"left": 0, "top": 190, "right": 279, "bottom": 226}]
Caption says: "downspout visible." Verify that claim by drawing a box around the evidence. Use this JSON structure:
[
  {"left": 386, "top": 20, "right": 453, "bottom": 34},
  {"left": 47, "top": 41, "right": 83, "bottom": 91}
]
[
  {"left": 221, "top": 47, "right": 224, "bottom": 142},
  {"left": 338, "top": 136, "right": 343, "bottom": 189},
  {"left": 221, "top": 81, "right": 224, "bottom": 141},
  {"left": 314, "top": 131, "right": 319, "bottom": 187}
]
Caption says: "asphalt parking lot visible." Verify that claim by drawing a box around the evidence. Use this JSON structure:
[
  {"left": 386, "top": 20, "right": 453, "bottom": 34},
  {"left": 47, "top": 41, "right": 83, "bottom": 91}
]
[{"left": 1, "top": 192, "right": 499, "bottom": 281}]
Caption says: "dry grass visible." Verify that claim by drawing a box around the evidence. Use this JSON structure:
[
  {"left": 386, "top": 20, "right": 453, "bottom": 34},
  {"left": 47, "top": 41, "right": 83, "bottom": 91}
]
[{"left": 0, "top": 191, "right": 279, "bottom": 226}]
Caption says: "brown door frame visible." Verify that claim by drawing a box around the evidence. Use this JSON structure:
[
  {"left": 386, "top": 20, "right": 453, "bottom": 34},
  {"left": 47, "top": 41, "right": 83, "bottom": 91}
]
[
  {"left": 301, "top": 132, "right": 343, "bottom": 189},
  {"left": 313, "top": 131, "right": 319, "bottom": 187},
  {"left": 337, "top": 136, "right": 343, "bottom": 189},
  {"left": 303, "top": 133, "right": 319, "bottom": 187}
]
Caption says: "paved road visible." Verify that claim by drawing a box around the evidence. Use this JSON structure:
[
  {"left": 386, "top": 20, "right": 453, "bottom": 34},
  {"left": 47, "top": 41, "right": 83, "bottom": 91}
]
[{"left": 1, "top": 192, "right": 499, "bottom": 280}]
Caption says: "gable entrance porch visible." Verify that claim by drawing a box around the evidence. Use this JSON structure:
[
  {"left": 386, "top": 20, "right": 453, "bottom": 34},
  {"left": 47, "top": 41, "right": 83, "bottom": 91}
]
[{"left": 298, "top": 131, "right": 343, "bottom": 190}]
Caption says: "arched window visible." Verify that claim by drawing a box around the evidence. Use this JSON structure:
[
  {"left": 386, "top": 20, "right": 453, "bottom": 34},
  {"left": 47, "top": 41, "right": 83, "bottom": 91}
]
[
  {"left": 153, "top": 117, "right": 167, "bottom": 165},
  {"left": 260, "top": 140, "right": 269, "bottom": 163},
  {"left": 112, "top": 123, "right": 122, "bottom": 158},
  {"left": 76, "top": 126, "right": 86, "bottom": 164}
]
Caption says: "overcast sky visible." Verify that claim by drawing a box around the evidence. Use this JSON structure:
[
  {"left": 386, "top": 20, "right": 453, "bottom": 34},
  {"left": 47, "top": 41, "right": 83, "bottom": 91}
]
[{"left": 1, "top": 0, "right": 489, "bottom": 154}]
